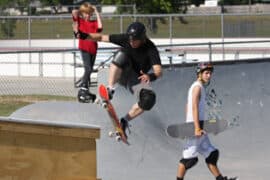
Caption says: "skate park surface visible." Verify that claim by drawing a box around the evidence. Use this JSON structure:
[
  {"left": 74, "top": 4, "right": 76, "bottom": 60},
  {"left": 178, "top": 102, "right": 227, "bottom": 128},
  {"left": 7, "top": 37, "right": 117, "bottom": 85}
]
[{"left": 10, "top": 58, "right": 270, "bottom": 180}]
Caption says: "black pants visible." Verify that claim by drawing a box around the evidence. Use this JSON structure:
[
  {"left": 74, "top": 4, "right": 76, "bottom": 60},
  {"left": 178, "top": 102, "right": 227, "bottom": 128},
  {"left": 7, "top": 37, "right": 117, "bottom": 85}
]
[{"left": 81, "top": 50, "right": 96, "bottom": 88}]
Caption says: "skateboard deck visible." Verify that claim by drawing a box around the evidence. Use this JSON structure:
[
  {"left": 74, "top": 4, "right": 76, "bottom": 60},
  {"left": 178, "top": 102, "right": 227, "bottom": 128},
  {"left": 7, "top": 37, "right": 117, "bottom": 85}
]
[
  {"left": 98, "top": 84, "right": 129, "bottom": 145},
  {"left": 167, "top": 119, "right": 228, "bottom": 139}
]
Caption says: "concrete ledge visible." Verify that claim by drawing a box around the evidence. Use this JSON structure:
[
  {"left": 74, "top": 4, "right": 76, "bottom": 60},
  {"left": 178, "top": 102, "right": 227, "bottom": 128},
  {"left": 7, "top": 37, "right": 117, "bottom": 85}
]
[{"left": 0, "top": 116, "right": 100, "bottom": 139}]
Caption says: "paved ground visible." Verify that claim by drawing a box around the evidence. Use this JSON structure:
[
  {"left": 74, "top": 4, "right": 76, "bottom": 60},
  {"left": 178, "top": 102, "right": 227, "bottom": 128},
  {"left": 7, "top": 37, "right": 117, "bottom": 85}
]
[{"left": 10, "top": 59, "right": 270, "bottom": 180}]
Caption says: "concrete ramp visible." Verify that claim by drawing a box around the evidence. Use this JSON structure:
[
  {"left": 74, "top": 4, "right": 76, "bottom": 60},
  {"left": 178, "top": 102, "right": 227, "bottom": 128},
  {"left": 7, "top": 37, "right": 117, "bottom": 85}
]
[{"left": 10, "top": 59, "right": 270, "bottom": 180}]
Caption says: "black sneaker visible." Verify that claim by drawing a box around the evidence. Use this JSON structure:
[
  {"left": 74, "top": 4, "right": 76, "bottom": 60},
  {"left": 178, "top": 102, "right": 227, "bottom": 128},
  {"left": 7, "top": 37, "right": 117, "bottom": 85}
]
[
  {"left": 223, "top": 176, "right": 238, "bottom": 180},
  {"left": 78, "top": 88, "right": 96, "bottom": 103},
  {"left": 107, "top": 87, "right": 115, "bottom": 100},
  {"left": 120, "top": 118, "right": 130, "bottom": 138}
]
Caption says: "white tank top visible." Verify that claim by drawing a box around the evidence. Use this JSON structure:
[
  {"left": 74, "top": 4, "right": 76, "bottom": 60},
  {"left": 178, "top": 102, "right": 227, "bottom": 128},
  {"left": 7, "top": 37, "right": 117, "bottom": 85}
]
[{"left": 186, "top": 81, "right": 206, "bottom": 122}]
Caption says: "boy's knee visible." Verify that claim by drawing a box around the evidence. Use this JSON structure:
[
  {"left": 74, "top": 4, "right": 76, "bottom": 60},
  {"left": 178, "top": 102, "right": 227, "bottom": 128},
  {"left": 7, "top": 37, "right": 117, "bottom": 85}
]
[
  {"left": 205, "top": 149, "right": 219, "bottom": 166},
  {"left": 112, "top": 50, "right": 130, "bottom": 69},
  {"left": 180, "top": 157, "right": 198, "bottom": 170},
  {"left": 138, "top": 89, "right": 156, "bottom": 110}
]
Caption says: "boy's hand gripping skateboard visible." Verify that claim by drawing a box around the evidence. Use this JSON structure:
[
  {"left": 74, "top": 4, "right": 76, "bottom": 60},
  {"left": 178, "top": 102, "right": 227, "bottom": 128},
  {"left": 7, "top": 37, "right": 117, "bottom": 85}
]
[{"left": 98, "top": 84, "right": 130, "bottom": 145}]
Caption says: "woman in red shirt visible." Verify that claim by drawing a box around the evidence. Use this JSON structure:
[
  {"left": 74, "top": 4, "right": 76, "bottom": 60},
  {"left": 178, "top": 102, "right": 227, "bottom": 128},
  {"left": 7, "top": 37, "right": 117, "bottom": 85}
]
[{"left": 72, "top": 2, "right": 102, "bottom": 103}]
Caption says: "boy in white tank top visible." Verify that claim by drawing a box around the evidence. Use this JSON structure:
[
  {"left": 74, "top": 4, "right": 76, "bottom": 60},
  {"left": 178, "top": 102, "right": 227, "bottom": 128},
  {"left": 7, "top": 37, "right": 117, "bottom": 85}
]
[{"left": 176, "top": 62, "right": 237, "bottom": 180}]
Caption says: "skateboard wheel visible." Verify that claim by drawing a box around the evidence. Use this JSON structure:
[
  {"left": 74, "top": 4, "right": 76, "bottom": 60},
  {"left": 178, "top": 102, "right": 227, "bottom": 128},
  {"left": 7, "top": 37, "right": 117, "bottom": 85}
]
[
  {"left": 115, "top": 136, "right": 121, "bottom": 142},
  {"left": 102, "top": 102, "right": 107, "bottom": 108},
  {"left": 108, "top": 131, "right": 114, "bottom": 137},
  {"left": 115, "top": 131, "right": 120, "bottom": 136},
  {"left": 94, "top": 98, "right": 100, "bottom": 104}
]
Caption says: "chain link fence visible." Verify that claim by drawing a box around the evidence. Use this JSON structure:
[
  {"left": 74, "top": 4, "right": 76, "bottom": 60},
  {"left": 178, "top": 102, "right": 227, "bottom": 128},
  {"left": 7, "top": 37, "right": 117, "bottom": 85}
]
[
  {"left": 0, "top": 48, "right": 78, "bottom": 96},
  {"left": 1, "top": 13, "right": 270, "bottom": 97},
  {"left": 1, "top": 13, "right": 270, "bottom": 40},
  {"left": 1, "top": 40, "right": 270, "bottom": 97},
  {"left": 0, "top": 48, "right": 116, "bottom": 97}
]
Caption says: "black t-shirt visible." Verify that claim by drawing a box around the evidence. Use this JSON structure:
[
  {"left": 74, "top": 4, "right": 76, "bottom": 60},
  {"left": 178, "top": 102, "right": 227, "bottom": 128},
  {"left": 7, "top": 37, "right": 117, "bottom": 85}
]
[{"left": 109, "top": 34, "right": 161, "bottom": 74}]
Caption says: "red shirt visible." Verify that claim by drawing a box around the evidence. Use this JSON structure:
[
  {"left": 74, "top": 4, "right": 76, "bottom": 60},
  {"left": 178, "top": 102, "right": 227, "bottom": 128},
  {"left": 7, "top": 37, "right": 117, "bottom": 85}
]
[{"left": 73, "top": 16, "right": 102, "bottom": 54}]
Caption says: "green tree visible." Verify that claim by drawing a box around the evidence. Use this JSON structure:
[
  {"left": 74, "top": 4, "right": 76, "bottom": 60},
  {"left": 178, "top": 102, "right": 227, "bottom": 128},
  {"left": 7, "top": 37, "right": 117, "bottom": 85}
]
[
  {"left": 0, "top": 0, "right": 12, "bottom": 9},
  {"left": 0, "top": 0, "right": 30, "bottom": 15},
  {"left": 101, "top": 0, "right": 189, "bottom": 33},
  {"left": 0, "top": 0, "right": 18, "bottom": 38},
  {"left": 16, "top": 0, "right": 29, "bottom": 15},
  {"left": 39, "top": 0, "right": 73, "bottom": 14},
  {"left": 1, "top": 17, "right": 16, "bottom": 38},
  {"left": 101, "top": 0, "right": 187, "bottom": 14}
]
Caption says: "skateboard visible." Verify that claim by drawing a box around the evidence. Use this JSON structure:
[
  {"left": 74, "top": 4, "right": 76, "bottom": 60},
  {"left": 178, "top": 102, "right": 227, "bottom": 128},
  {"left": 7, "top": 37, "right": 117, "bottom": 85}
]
[
  {"left": 166, "top": 119, "right": 228, "bottom": 139},
  {"left": 98, "top": 84, "right": 130, "bottom": 145}
]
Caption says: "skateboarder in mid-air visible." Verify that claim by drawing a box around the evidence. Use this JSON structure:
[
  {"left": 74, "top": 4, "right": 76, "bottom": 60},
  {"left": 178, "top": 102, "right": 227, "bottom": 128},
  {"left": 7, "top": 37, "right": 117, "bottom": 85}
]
[
  {"left": 78, "top": 22, "right": 162, "bottom": 138},
  {"left": 176, "top": 62, "right": 237, "bottom": 180}
]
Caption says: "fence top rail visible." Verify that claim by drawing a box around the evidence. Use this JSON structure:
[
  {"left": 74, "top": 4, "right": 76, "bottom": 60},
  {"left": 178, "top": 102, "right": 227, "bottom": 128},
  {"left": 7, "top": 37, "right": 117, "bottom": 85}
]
[
  {"left": 0, "top": 47, "right": 78, "bottom": 54},
  {"left": 1, "top": 12, "right": 270, "bottom": 19},
  {"left": 165, "top": 47, "right": 270, "bottom": 53},
  {"left": 1, "top": 40, "right": 270, "bottom": 54},
  {"left": 159, "top": 40, "right": 270, "bottom": 47}
]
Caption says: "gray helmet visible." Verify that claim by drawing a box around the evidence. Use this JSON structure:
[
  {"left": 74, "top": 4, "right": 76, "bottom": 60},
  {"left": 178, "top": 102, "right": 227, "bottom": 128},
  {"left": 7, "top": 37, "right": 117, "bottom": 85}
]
[
  {"left": 126, "top": 22, "right": 146, "bottom": 41},
  {"left": 196, "top": 62, "right": 214, "bottom": 74}
]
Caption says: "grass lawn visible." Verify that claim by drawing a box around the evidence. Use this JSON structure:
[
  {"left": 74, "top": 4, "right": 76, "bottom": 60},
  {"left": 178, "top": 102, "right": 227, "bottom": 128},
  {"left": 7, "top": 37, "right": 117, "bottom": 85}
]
[
  {"left": 1, "top": 14, "right": 270, "bottom": 39},
  {"left": 0, "top": 95, "right": 76, "bottom": 116}
]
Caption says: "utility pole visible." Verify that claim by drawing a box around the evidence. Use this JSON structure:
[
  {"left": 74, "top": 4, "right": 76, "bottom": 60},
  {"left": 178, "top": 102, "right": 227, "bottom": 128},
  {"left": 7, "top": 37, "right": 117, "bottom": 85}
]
[{"left": 249, "top": 0, "right": 252, "bottom": 13}]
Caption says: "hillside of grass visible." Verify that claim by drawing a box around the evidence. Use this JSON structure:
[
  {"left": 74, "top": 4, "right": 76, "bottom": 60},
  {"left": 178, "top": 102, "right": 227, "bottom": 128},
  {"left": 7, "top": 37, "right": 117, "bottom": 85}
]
[
  {"left": 0, "top": 95, "right": 75, "bottom": 116},
  {"left": 1, "top": 15, "right": 270, "bottom": 39}
]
